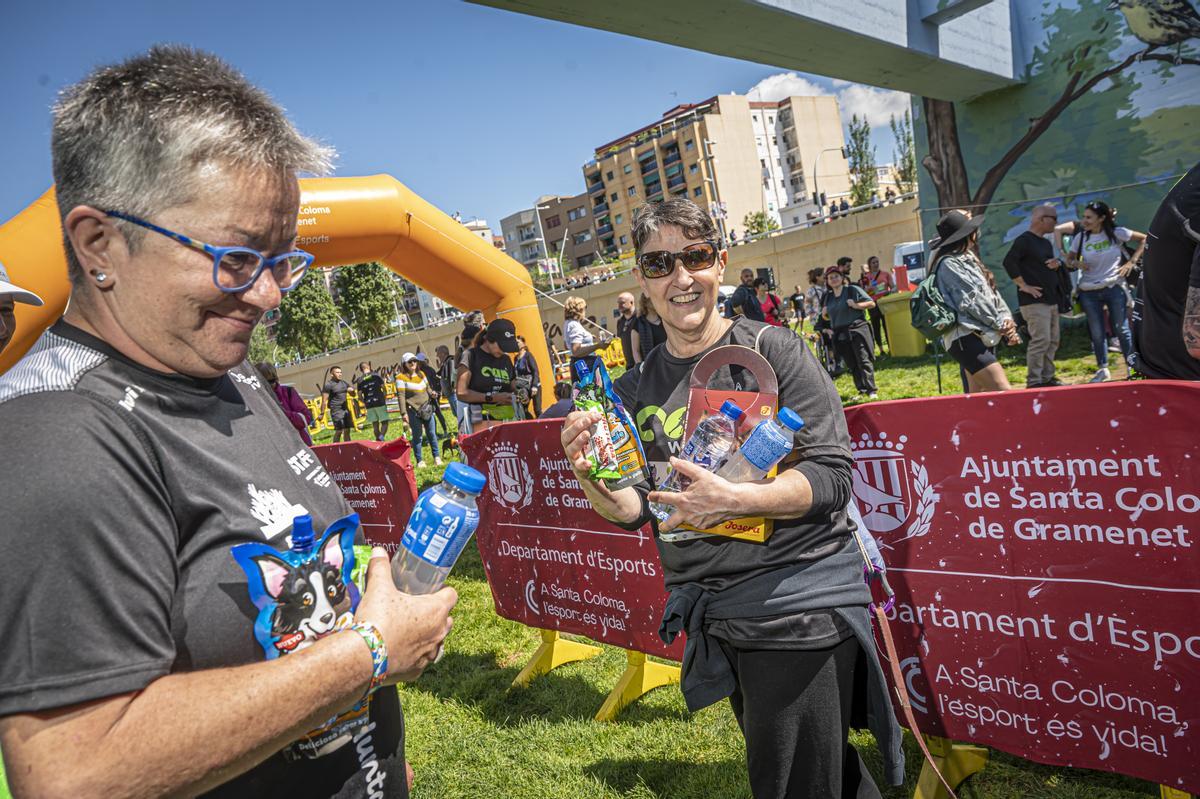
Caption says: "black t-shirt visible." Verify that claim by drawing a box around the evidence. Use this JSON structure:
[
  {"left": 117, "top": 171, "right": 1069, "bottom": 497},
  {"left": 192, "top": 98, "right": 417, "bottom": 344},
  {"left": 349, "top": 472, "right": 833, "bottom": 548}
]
[
  {"left": 633, "top": 315, "right": 668, "bottom": 361},
  {"left": 0, "top": 321, "right": 407, "bottom": 797},
  {"left": 1137, "top": 162, "right": 1200, "bottom": 380},
  {"left": 730, "top": 284, "right": 764, "bottom": 321},
  {"left": 459, "top": 346, "right": 515, "bottom": 420},
  {"left": 323, "top": 379, "right": 350, "bottom": 411},
  {"left": 1002, "top": 230, "right": 1062, "bottom": 307},
  {"left": 616, "top": 313, "right": 637, "bottom": 365},
  {"left": 612, "top": 318, "right": 854, "bottom": 593},
  {"left": 355, "top": 373, "right": 387, "bottom": 408},
  {"left": 790, "top": 292, "right": 804, "bottom": 312}
]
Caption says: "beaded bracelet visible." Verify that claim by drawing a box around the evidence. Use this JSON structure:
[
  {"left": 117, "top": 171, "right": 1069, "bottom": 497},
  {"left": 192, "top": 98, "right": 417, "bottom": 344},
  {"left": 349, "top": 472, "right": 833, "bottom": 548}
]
[{"left": 346, "top": 621, "right": 388, "bottom": 702}]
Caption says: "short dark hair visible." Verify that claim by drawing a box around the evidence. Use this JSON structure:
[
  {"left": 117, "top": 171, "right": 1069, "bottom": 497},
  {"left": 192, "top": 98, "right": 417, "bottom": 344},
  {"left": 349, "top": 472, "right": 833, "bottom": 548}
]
[
  {"left": 554, "top": 381, "right": 572, "bottom": 400},
  {"left": 837, "top": 256, "right": 852, "bottom": 267},
  {"left": 631, "top": 198, "right": 719, "bottom": 254}
]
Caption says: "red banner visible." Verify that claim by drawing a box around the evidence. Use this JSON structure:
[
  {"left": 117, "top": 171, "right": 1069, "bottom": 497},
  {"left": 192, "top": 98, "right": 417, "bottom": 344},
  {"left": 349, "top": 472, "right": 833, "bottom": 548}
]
[
  {"left": 846, "top": 381, "right": 1200, "bottom": 793},
  {"left": 461, "top": 421, "right": 683, "bottom": 660},
  {"left": 314, "top": 439, "right": 418, "bottom": 554}
]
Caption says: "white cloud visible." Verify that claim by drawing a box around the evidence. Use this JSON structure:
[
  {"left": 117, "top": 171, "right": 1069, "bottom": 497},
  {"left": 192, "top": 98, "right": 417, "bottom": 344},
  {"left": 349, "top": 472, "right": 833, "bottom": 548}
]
[
  {"left": 836, "top": 84, "right": 912, "bottom": 128},
  {"left": 746, "top": 72, "right": 830, "bottom": 102},
  {"left": 745, "top": 72, "right": 911, "bottom": 130}
]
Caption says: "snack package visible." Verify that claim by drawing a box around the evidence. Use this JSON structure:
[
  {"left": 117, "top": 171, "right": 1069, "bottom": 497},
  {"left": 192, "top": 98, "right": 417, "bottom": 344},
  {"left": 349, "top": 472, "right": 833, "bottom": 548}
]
[
  {"left": 573, "top": 356, "right": 650, "bottom": 490},
  {"left": 572, "top": 358, "right": 620, "bottom": 481}
]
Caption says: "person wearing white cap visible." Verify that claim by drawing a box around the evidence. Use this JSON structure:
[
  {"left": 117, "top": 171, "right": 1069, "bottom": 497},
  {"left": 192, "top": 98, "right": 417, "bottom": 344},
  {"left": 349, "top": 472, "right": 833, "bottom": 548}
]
[
  {"left": 0, "top": 261, "right": 45, "bottom": 356},
  {"left": 397, "top": 351, "right": 441, "bottom": 467}
]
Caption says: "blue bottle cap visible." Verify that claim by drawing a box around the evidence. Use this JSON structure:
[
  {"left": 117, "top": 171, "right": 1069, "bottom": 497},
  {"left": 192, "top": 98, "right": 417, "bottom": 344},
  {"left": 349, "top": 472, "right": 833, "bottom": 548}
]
[
  {"left": 291, "top": 514, "right": 314, "bottom": 554},
  {"left": 719, "top": 400, "right": 744, "bottom": 420},
  {"left": 444, "top": 462, "right": 487, "bottom": 494},
  {"left": 777, "top": 407, "right": 805, "bottom": 432}
]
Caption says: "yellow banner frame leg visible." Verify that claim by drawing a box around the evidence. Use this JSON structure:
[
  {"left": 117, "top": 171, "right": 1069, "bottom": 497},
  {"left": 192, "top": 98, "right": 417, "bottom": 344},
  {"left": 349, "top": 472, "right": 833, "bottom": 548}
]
[
  {"left": 511, "top": 629, "right": 602, "bottom": 689},
  {"left": 913, "top": 735, "right": 989, "bottom": 799},
  {"left": 1160, "top": 787, "right": 1194, "bottom": 798},
  {"left": 594, "top": 649, "right": 680, "bottom": 722}
]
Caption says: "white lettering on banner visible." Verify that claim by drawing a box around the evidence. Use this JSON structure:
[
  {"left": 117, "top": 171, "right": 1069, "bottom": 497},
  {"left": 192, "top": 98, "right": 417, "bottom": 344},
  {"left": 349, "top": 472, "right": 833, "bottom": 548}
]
[
  {"left": 960, "top": 454, "right": 1163, "bottom": 483},
  {"left": 498, "top": 540, "right": 584, "bottom": 566}
]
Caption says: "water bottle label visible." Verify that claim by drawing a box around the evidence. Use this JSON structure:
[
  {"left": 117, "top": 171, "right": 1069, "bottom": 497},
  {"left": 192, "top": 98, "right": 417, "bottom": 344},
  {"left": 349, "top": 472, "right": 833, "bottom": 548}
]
[
  {"left": 741, "top": 424, "right": 793, "bottom": 470},
  {"left": 402, "top": 496, "right": 480, "bottom": 568}
]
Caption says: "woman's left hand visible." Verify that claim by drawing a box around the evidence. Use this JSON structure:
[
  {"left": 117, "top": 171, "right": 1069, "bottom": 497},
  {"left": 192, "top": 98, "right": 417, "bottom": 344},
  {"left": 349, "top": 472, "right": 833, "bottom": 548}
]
[
  {"left": 1117, "top": 261, "right": 1134, "bottom": 278},
  {"left": 648, "top": 458, "right": 743, "bottom": 532}
]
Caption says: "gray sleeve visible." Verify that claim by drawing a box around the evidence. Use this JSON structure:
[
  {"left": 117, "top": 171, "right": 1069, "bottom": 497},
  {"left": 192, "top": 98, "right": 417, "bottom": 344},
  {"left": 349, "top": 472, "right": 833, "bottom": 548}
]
[
  {"left": 939, "top": 257, "right": 1010, "bottom": 330},
  {"left": 0, "top": 394, "right": 177, "bottom": 715}
]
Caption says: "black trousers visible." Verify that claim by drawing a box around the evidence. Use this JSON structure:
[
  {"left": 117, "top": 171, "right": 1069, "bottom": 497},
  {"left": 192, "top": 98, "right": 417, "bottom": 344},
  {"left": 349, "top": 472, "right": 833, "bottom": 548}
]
[
  {"left": 833, "top": 322, "right": 877, "bottom": 394},
  {"left": 718, "top": 636, "right": 882, "bottom": 799},
  {"left": 867, "top": 308, "right": 888, "bottom": 354}
]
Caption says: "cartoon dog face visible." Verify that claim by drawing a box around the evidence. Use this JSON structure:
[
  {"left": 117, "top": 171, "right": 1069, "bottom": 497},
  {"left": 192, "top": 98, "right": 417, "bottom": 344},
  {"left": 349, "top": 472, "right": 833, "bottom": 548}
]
[{"left": 232, "top": 515, "right": 362, "bottom": 659}]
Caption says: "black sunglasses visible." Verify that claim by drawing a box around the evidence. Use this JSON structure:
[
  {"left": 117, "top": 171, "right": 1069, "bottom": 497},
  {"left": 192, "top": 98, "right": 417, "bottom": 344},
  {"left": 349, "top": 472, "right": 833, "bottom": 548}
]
[{"left": 636, "top": 241, "right": 719, "bottom": 279}]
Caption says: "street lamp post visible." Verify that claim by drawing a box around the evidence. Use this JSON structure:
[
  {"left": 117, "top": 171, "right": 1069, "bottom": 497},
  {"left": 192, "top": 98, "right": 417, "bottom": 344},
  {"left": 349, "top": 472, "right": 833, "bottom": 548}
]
[{"left": 812, "top": 146, "right": 847, "bottom": 213}]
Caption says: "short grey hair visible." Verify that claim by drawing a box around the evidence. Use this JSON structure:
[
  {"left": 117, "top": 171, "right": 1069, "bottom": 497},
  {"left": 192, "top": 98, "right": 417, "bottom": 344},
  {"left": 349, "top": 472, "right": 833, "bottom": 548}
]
[
  {"left": 52, "top": 46, "right": 334, "bottom": 284},
  {"left": 630, "top": 198, "right": 719, "bottom": 254}
]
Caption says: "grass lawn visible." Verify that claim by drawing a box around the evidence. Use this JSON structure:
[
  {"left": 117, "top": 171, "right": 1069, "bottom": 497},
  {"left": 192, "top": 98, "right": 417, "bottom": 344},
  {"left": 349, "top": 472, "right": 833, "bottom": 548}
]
[{"left": 1, "top": 326, "right": 1155, "bottom": 798}]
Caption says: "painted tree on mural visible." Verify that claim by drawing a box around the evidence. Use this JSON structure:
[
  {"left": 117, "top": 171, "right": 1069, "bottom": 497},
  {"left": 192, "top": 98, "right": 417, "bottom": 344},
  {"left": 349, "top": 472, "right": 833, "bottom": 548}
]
[{"left": 921, "top": 1, "right": 1199, "bottom": 213}]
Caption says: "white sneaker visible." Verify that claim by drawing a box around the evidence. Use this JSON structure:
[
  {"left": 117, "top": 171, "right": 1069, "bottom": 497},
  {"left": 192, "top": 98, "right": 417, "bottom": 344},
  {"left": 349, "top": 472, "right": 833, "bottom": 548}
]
[
  {"left": 867, "top": 392, "right": 879, "bottom": 400},
  {"left": 434, "top": 457, "right": 443, "bottom": 466},
  {"left": 1107, "top": 338, "right": 1121, "bottom": 353},
  {"left": 1089, "top": 367, "right": 1110, "bottom": 383},
  {"left": 416, "top": 460, "right": 427, "bottom": 468}
]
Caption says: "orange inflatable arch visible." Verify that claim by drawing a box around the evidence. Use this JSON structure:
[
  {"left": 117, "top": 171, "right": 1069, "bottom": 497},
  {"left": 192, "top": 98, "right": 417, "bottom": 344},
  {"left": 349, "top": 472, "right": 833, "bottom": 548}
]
[{"left": 0, "top": 175, "right": 553, "bottom": 396}]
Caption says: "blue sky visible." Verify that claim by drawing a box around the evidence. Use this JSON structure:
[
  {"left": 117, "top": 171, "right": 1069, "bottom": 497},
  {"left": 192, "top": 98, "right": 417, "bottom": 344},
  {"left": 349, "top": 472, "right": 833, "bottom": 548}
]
[{"left": 0, "top": 1, "right": 908, "bottom": 233}]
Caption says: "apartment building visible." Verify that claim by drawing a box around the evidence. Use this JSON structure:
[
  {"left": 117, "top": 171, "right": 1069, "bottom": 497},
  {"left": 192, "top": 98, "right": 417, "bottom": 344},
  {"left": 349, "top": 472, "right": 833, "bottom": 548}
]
[
  {"left": 500, "top": 192, "right": 599, "bottom": 275},
  {"left": 581, "top": 93, "right": 850, "bottom": 257}
]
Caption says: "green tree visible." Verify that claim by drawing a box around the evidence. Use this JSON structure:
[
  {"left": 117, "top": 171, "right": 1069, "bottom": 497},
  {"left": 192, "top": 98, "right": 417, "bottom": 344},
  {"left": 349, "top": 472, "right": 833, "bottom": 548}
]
[
  {"left": 275, "top": 272, "right": 340, "bottom": 356},
  {"left": 847, "top": 113, "right": 878, "bottom": 207},
  {"left": 889, "top": 110, "right": 917, "bottom": 194},
  {"left": 333, "top": 262, "right": 400, "bottom": 341},
  {"left": 742, "top": 210, "right": 780, "bottom": 237},
  {"left": 248, "top": 323, "right": 275, "bottom": 365}
]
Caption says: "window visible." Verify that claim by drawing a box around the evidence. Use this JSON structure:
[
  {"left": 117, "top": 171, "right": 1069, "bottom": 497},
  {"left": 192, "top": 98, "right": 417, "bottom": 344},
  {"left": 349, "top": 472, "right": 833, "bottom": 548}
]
[
  {"left": 793, "top": 216, "right": 800, "bottom": 224},
  {"left": 693, "top": 187, "right": 702, "bottom": 197},
  {"left": 685, "top": 139, "right": 694, "bottom": 150},
  {"left": 772, "top": 136, "right": 778, "bottom": 145},
  {"left": 628, "top": 186, "right": 637, "bottom": 197},
  {"left": 620, "top": 235, "right": 628, "bottom": 246},
  {"left": 615, "top": 213, "right": 623, "bottom": 224},
  {"left": 624, "top": 164, "right": 632, "bottom": 174},
  {"left": 776, "top": 158, "right": 781, "bottom": 166},
  {"left": 768, "top": 116, "right": 774, "bottom": 125},
  {"left": 574, "top": 231, "right": 592, "bottom": 245},
  {"left": 760, "top": 158, "right": 766, "bottom": 168},
  {"left": 505, "top": 232, "right": 513, "bottom": 242},
  {"left": 606, "top": 171, "right": 614, "bottom": 180},
  {"left": 567, "top": 207, "right": 587, "bottom": 221},
  {"left": 689, "top": 164, "right": 698, "bottom": 174},
  {"left": 752, "top": 114, "right": 758, "bottom": 122},
  {"left": 611, "top": 192, "right": 618, "bottom": 203},
  {"left": 545, "top": 215, "right": 561, "bottom": 229}
]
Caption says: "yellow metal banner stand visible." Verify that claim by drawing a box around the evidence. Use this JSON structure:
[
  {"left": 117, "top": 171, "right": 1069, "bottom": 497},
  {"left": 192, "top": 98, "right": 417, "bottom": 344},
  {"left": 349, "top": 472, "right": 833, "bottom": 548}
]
[
  {"left": 594, "top": 649, "right": 680, "bottom": 722},
  {"left": 913, "top": 735, "right": 988, "bottom": 799},
  {"left": 1160, "top": 787, "right": 1194, "bottom": 798},
  {"left": 511, "top": 629, "right": 601, "bottom": 688}
]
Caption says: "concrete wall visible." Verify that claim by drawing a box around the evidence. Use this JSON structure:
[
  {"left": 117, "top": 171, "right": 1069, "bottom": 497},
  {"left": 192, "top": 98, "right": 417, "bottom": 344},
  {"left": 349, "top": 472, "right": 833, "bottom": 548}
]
[
  {"left": 277, "top": 200, "right": 922, "bottom": 394},
  {"left": 727, "top": 199, "right": 921, "bottom": 288}
]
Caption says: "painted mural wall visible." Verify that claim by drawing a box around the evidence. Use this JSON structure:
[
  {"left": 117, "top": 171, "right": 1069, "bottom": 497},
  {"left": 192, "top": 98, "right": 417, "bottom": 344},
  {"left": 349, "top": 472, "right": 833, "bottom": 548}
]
[{"left": 914, "top": 0, "right": 1200, "bottom": 298}]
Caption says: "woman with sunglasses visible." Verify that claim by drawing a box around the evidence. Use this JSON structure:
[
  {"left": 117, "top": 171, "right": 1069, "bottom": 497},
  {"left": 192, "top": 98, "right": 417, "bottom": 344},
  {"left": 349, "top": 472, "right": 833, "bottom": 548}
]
[
  {"left": 558, "top": 198, "right": 902, "bottom": 799},
  {"left": 1056, "top": 200, "right": 1145, "bottom": 382}
]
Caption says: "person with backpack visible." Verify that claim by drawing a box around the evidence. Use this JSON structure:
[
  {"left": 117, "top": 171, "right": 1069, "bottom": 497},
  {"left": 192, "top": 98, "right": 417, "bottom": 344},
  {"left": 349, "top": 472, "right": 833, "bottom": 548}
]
[
  {"left": 1056, "top": 201, "right": 1147, "bottom": 382},
  {"left": 926, "top": 210, "right": 1019, "bottom": 393},
  {"left": 821, "top": 266, "right": 878, "bottom": 399}
]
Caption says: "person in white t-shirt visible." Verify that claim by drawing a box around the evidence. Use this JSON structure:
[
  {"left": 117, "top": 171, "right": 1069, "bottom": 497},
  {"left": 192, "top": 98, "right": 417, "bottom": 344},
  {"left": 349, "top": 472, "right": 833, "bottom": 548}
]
[
  {"left": 562, "top": 295, "right": 611, "bottom": 362},
  {"left": 1056, "top": 201, "right": 1146, "bottom": 382}
]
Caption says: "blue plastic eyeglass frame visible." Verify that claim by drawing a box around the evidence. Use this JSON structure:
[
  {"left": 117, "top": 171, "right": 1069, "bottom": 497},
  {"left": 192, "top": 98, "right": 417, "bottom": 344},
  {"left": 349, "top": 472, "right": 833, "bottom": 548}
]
[{"left": 103, "top": 210, "right": 315, "bottom": 294}]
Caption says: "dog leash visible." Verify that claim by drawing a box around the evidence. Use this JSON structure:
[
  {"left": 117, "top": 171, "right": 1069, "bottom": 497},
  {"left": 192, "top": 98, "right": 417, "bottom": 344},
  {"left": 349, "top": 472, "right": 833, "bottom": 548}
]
[{"left": 849, "top": 523, "right": 959, "bottom": 799}]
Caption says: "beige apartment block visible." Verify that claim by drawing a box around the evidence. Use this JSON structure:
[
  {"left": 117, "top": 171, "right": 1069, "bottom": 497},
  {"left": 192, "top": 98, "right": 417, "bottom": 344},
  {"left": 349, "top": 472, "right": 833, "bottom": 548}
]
[{"left": 581, "top": 94, "right": 850, "bottom": 259}]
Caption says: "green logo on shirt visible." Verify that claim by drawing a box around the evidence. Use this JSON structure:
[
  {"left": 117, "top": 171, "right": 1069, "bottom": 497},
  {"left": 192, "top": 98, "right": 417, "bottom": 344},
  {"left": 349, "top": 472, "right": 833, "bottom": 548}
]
[
  {"left": 635, "top": 405, "right": 687, "bottom": 443},
  {"left": 480, "top": 365, "right": 510, "bottom": 380}
]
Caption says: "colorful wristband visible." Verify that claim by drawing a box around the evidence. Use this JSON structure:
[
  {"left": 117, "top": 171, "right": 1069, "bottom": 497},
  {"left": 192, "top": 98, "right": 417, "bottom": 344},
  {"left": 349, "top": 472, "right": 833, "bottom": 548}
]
[{"left": 347, "top": 621, "right": 388, "bottom": 702}]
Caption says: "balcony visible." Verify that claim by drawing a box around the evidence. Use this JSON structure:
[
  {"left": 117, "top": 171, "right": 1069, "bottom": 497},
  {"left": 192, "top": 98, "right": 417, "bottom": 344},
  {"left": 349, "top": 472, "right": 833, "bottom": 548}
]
[
  {"left": 596, "top": 223, "right": 614, "bottom": 236},
  {"left": 664, "top": 163, "right": 683, "bottom": 178},
  {"left": 592, "top": 201, "right": 608, "bottom": 215},
  {"left": 588, "top": 181, "right": 605, "bottom": 194},
  {"left": 640, "top": 159, "right": 659, "bottom": 176},
  {"left": 646, "top": 183, "right": 663, "bottom": 199},
  {"left": 662, "top": 150, "right": 682, "bottom": 167},
  {"left": 667, "top": 175, "right": 686, "bottom": 189}
]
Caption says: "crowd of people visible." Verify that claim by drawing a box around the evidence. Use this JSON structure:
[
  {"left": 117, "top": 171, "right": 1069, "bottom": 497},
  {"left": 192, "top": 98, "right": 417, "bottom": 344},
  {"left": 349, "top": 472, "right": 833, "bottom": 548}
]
[{"left": 2, "top": 43, "right": 1198, "bottom": 799}]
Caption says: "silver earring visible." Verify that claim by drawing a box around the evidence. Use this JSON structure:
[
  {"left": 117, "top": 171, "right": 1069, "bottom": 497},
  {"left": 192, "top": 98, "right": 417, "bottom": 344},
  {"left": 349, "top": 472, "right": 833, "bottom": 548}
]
[{"left": 96, "top": 273, "right": 108, "bottom": 283}]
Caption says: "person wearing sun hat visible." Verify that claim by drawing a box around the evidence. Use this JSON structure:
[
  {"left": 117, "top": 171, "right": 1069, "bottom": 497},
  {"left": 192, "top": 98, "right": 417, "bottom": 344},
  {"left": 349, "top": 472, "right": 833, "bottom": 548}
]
[
  {"left": 930, "top": 209, "right": 1019, "bottom": 393},
  {"left": 0, "top": 261, "right": 45, "bottom": 356}
]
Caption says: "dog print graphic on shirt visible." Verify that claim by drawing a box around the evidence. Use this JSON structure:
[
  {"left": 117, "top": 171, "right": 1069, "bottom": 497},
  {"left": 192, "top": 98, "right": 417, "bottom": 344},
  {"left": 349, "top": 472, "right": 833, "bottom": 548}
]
[{"left": 232, "top": 515, "right": 361, "bottom": 659}]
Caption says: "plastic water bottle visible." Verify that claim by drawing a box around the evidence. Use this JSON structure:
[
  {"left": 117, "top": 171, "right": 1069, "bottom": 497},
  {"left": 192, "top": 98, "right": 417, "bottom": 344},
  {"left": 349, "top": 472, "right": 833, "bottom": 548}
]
[
  {"left": 716, "top": 408, "right": 805, "bottom": 483},
  {"left": 290, "top": 514, "right": 316, "bottom": 554},
  {"left": 392, "top": 463, "right": 487, "bottom": 594},
  {"left": 651, "top": 400, "right": 743, "bottom": 534}
]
